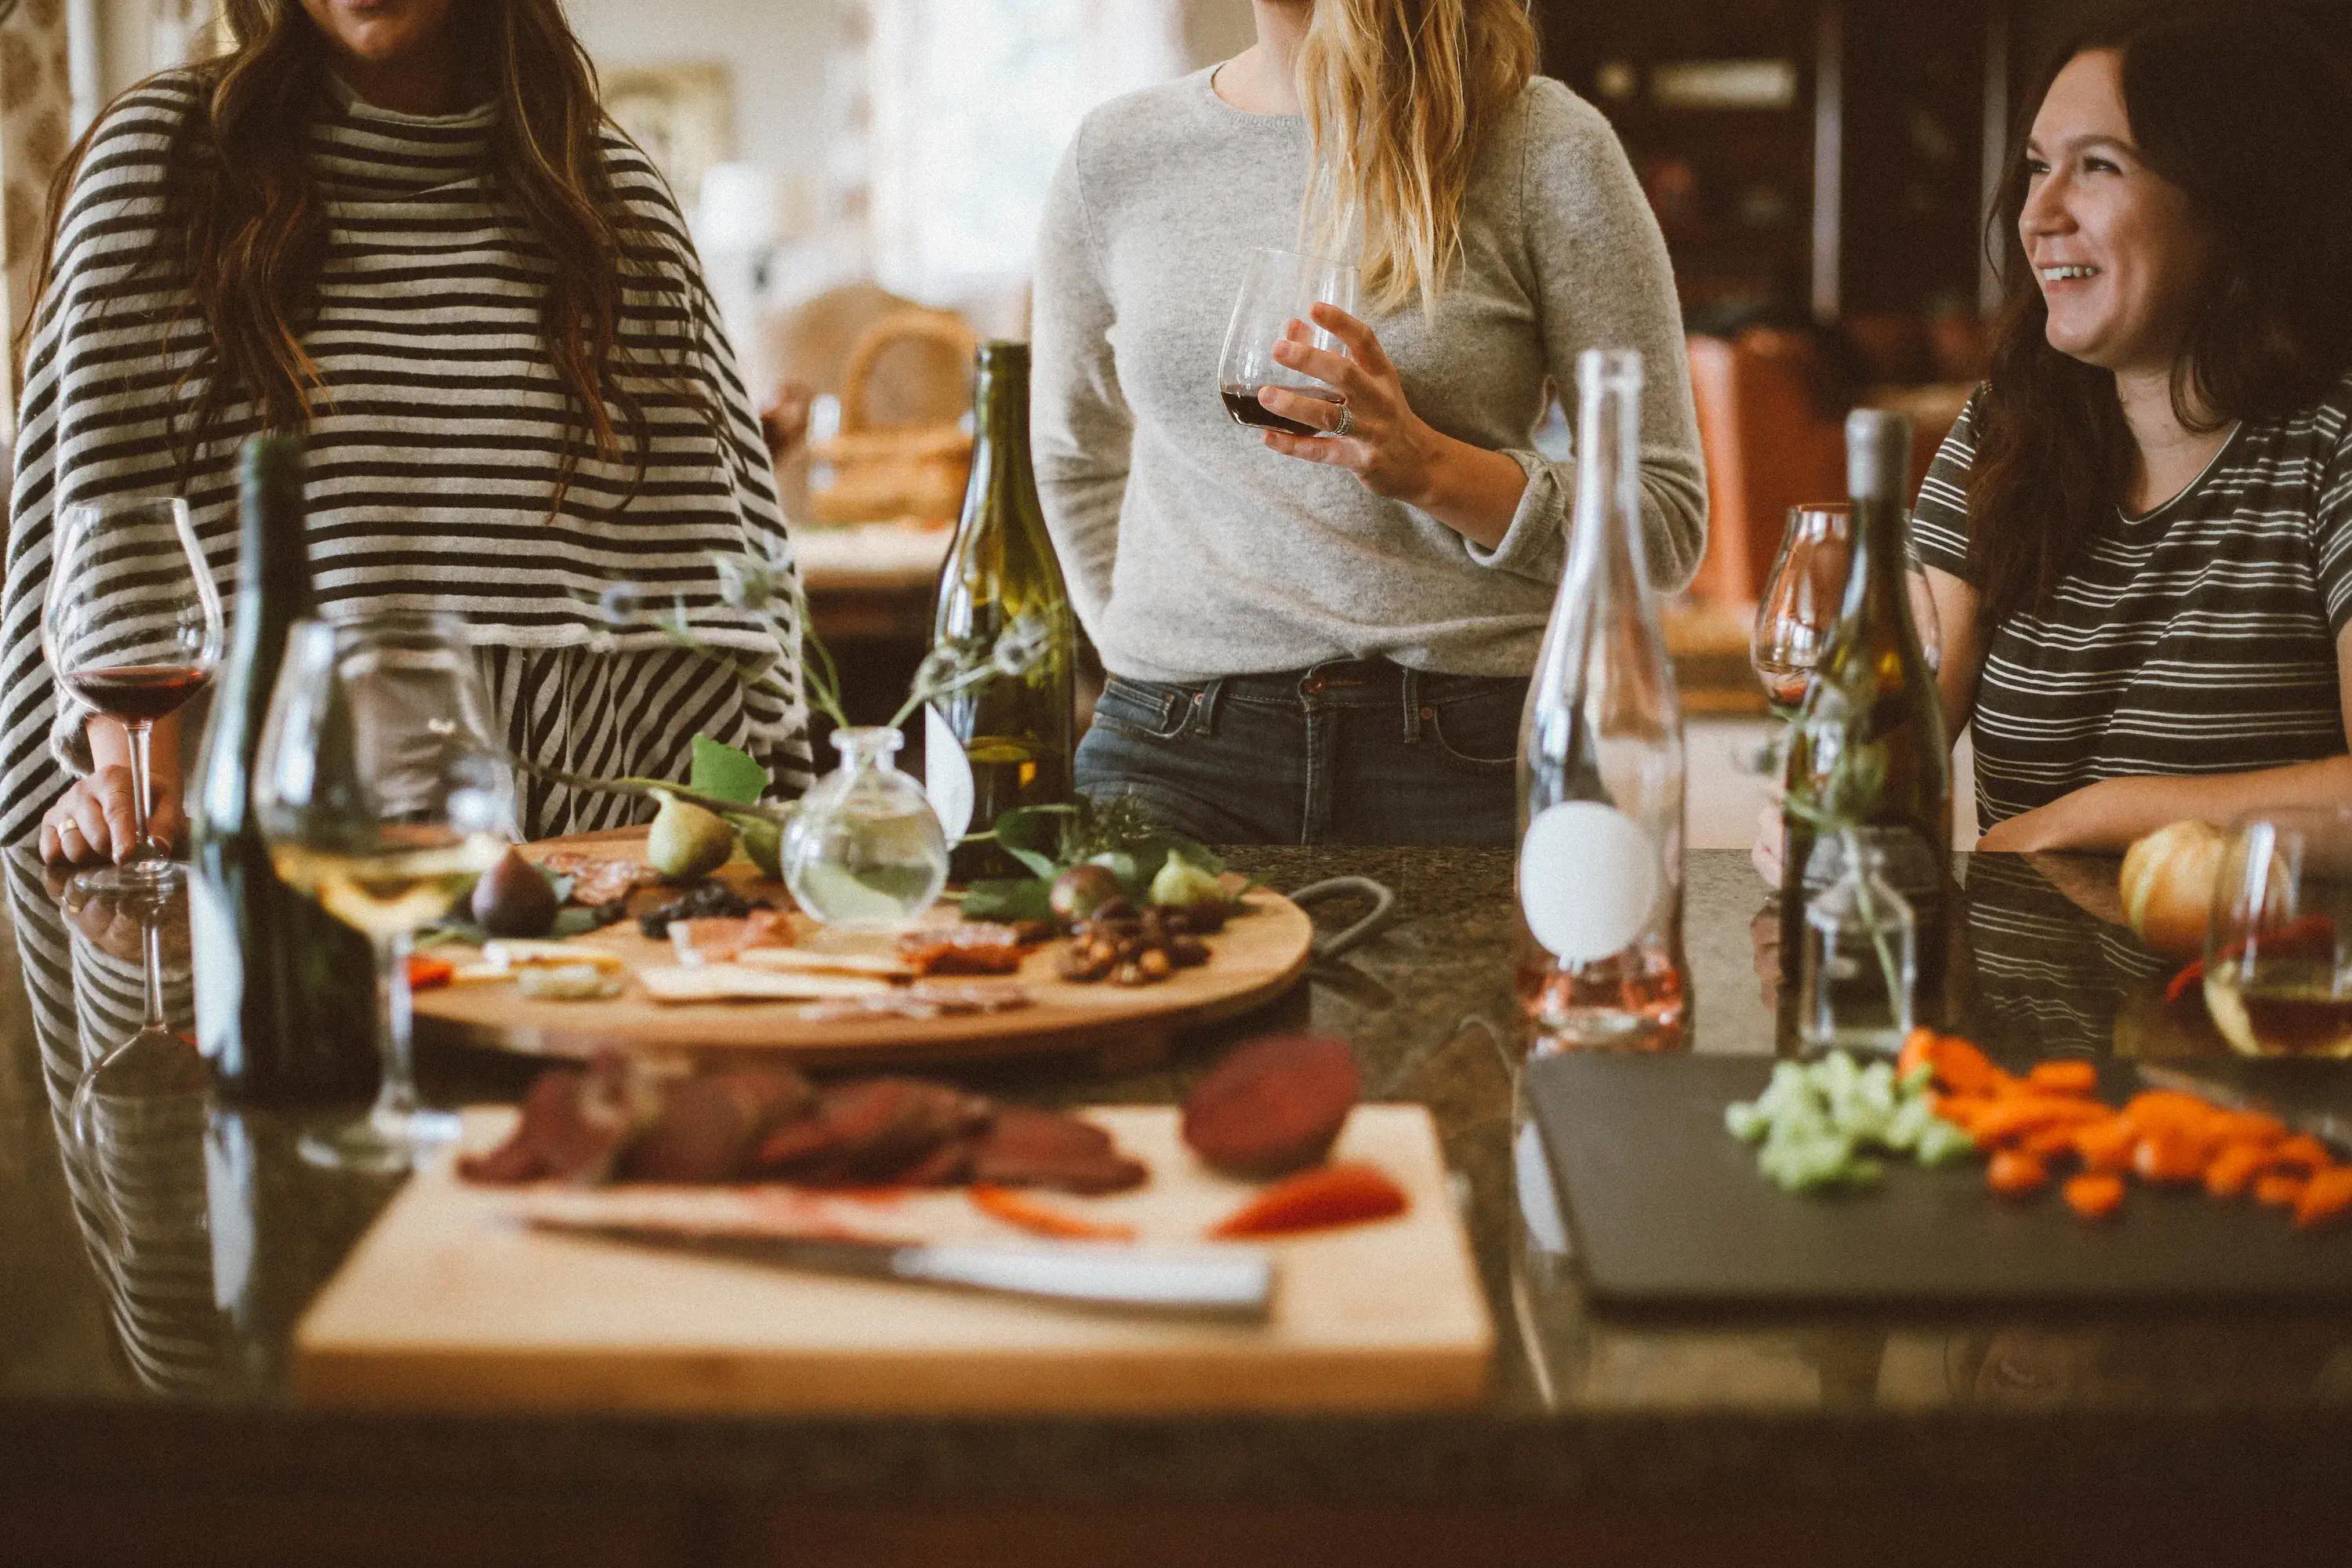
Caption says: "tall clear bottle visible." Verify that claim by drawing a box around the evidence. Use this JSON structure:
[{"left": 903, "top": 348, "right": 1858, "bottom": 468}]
[
  {"left": 1515, "top": 349, "right": 1690, "bottom": 1050},
  {"left": 927, "top": 340, "right": 1076, "bottom": 881},
  {"left": 189, "top": 436, "right": 376, "bottom": 1103},
  {"left": 1777, "top": 408, "right": 1951, "bottom": 1018}
]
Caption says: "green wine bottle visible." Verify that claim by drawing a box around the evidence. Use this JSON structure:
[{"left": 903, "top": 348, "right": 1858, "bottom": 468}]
[
  {"left": 1778, "top": 409, "right": 1952, "bottom": 1007},
  {"left": 927, "top": 341, "right": 1076, "bottom": 882},
  {"left": 189, "top": 436, "right": 378, "bottom": 1103}
]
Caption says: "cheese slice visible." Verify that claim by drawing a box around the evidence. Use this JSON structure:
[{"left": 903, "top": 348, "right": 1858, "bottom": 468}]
[
  {"left": 481, "top": 939, "right": 627, "bottom": 972},
  {"left": 735, "top": 946, "right": 915, "bottom": 979},
  {"left": 636, "top": 964, "right": 895, "bottom": 1004}
]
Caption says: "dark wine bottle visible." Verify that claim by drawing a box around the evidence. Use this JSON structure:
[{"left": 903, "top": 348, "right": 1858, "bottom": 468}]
[
  {"left": 1779, "top": 409, "right": 1952, "bottom": 1005},
  {"left": 189, "top": 436, "right": 376, "bottom": 1103},
  {"left": 927, "top": 340, "right": 1076, "bottom": 882}
]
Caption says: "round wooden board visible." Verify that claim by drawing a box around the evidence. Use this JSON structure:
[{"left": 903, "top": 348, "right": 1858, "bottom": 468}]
[{"left": 411, "top": 829, "right": 1313, "bottom": 1070}]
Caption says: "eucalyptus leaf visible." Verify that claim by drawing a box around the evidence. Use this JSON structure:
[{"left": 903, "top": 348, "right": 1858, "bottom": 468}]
[
  {"left": 690, "top": 734, "right": 768, "bottom": 806},
  {"left": 959, "top": 877, "right": 1056, "bottom": 924}
]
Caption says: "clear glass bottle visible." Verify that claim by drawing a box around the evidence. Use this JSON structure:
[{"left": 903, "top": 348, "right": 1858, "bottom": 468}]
[
  {"left": 783, "top": 726, "right": 950, "bottom": 930},
  {"left": 1798, "top": 833, "right": 1918, "bottom": 1053},
  {"left": 1515, "top": 348, "right": 1690, "bottom": 1051}
]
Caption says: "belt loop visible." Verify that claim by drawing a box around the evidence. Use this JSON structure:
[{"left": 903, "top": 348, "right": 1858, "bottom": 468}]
[
  {"left": 1188, "top": 678, "right": 1225, "bottom": 739},
  {"left": 1399, "top": 665, "right": 1422, "bottom": 743}
]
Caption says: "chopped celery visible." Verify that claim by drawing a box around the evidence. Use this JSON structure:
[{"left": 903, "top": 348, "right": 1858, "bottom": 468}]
[{"left": 1723, "top": 1049, "right": 1976, "bottom": 1196}]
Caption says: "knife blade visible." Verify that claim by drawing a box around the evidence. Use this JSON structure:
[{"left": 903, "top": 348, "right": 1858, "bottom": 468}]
[
  {"left": 2132, "top": 1062, "right": 2352, "bottom": 1156},
  {"left": 528, "top": 1217, "right": 1276, "bottom": 1322}
]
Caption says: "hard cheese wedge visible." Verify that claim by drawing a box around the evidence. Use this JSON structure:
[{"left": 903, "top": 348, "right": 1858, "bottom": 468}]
[
  {"left": 637, "top": 964, "right": 895, "bottom": 1004},
  {"left": 735, "top": 946, "right": 915, "bottom": 979}
]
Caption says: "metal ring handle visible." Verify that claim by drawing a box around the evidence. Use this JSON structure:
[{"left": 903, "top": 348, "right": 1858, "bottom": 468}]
[{"left": 1289, "top": 877, "right": 1396, "bottom": 963}]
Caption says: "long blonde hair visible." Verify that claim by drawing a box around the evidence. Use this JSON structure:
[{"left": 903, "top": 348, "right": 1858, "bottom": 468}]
[{"left": 1298, "top": 0, "right": 1537, "bottom": 315}]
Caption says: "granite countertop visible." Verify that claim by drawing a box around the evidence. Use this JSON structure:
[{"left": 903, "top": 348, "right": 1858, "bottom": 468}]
[{"left": 5, "top": 844, "right": 2350, "bottom": 1522}]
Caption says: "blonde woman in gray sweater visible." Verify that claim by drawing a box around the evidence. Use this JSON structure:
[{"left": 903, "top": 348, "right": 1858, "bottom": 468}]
[{"left": 1031, "top": 0, "right": 1705, "bottom": 846}]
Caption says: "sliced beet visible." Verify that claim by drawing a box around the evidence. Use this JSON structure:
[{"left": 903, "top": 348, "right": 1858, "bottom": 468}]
[{"left": 1180, "top": 1033, "right": 1361, "bottom": 1177}]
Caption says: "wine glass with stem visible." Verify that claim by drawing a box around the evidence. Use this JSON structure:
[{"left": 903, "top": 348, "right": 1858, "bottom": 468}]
[
  {"left": 1744, "top": 504, "right": 1942, "bottom": 771},
  {"left": 42, "top": 496, "right": 225, "bottom": 892},
  {"left": 253, "top": 612, "right": 513, "bottom": 1174},
  {"left": 1217, "top": 248, "right": 1360, "bottom": 436}
]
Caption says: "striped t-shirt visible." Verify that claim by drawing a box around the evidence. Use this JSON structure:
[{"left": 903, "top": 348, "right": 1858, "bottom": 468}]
[
  {"left": 1911, "top": 375, "right": 2352, "bottom": 826},
  {"left": 1, "top": 71, "right": 811, "bottom": 844}
]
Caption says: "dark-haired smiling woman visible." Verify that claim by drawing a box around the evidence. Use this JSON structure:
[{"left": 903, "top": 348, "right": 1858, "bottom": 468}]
[
  {"left": 2, "top": 0, "right": 808, "bottom": 863},
  {"left": 1911, "top": 4, "right": 2352, "bottom": 853}
]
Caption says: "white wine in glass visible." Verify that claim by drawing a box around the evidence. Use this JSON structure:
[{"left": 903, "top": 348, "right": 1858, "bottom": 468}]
[{"left": 253, "top": 612, "right": 513, "bottom": 1173}]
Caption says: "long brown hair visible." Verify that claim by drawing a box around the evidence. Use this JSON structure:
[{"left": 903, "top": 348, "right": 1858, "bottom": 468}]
[
  {"left": 1298, "top": 0, "right": 1537, "bottom": 315},
  {"left": 19, "top": 0, "right": 694, "bottom": 517},
  {"left": 1965, "top": 2, "right": 2352, "bottom": 627}
]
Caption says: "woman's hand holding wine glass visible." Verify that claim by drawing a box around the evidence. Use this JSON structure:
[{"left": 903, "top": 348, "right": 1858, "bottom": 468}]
[{"left": 38, "top": 497, "right": 222, "bottom": 885}]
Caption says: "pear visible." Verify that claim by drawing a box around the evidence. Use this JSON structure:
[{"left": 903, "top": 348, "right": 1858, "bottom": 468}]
[
  {"left": 471, "top": 848, "right": 560, "bottom": 937},
  {"left": 646, "top": 792, "right": 736, "bottom": 880},
  {"left": 728, "top": 811, "right": 783, "bottom": 880}
]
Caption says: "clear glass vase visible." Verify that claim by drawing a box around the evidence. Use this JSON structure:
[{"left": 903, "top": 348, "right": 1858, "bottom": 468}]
[
  {"left": 783, "top": 727, "right": 949, "bottom": 931},
  {"left": 1798, "top": 833, "right": 1918, "bottom": 1053}
]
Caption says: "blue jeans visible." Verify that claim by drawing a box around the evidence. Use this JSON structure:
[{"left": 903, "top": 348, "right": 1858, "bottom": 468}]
[{"left": 1074, "top": 659, "right": 1526, "bottom": 845}]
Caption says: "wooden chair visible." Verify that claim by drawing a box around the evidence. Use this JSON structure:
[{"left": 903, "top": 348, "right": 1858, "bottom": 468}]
[{"left": 1684, "top": 330, "right": 1846, "bottom": 606}]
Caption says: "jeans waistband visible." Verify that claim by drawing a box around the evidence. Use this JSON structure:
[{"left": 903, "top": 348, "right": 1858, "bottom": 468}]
[{"left": 1114, "top": 660, "right": 1525, "bottom": 743}]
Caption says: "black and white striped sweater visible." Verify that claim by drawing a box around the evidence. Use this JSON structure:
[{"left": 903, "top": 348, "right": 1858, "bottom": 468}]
[{"left": 1, "top": 71, "right": 811, "bottom": 844}]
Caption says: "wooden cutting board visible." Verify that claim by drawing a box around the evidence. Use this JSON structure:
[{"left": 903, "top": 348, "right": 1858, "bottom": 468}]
[
  {"left": 294, "top": 1105, "right": 1492, "bottom": 1414},
  {"left": 1531, "top": 1053, "right": 2352, "bottom": 1308},
  {"left": 410, "top": 829, "right": 1315, "bottom": 1069}
]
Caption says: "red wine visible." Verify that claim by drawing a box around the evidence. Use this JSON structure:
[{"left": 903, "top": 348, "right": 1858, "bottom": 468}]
[
  {"left": 63, "top": 662, "right": 212, "bottom": 721},
  {"left": 1221, "top": 384, "right": 1338, "bottom": 438}
]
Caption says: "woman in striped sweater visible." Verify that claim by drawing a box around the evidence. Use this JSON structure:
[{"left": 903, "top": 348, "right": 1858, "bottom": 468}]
[
  {"left": 1911, "top": 5, "right": 2352, "bottom": 853},
  {"left": 3, "top": 0, "right": 808, "bottom": 863}
]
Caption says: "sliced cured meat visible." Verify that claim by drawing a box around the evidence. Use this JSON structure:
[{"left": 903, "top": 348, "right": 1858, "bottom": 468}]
[
  {"left": 898, "top": 922, "right": 1034, "bottom": 976},
  {"left": 972, "top": 1106, "right": 1149, "bottom": 1195},
  {"left": 617, "top": 1068, "right": 816, "bottom": 1184},
  {"left": 537, "top": 851, "right": 664, "bottom": 908},
  {"left": 753, "top": 1076, "right": 993, "bottom": 1185},
  {"left": 456, "top": 1053, "right": 659, "bottom": 1185}
]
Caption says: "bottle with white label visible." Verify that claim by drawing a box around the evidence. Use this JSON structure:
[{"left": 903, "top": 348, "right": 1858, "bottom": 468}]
[{"left": 1514, "top": 348, "right": 1690, "bottom": 1049}]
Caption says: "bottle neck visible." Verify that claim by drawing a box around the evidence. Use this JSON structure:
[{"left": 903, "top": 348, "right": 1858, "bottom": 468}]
[
  {"left": 1563, "top": 365, "right": 1647, "bottom": 599},
  {"left": 831, "top": 725, "right": 903, "bottom": 776}
]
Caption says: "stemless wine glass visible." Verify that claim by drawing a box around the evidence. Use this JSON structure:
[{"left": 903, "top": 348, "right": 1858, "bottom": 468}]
[
  {"left": 1217, "top": 248, "right": 1360, "bottom": 437},
  {"left": 2202, "top": 807, "right": 2352, "bottom": 1058},
  {"left": 42, "top": 496, "right": 225, "bottom": 892},
  {"left": 253, "top": 613, "right": 513, "bottom": 1172}
]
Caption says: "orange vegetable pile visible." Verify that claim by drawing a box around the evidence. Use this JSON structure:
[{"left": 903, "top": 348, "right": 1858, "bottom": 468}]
[{"left": 1899, "top": 1029, "right": 2352, "bottom": 1230}]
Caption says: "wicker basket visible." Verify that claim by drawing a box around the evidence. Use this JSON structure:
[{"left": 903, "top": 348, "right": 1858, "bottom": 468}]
[{"left": 808, "top": 307, "right": 978, "bottom": 524}]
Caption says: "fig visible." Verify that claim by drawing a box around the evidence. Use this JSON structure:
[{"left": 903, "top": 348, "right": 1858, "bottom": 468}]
[
  {"left": 1149, "top": 852, "right": 1227, "bottom": 910},
  {"left": 471, "top": 847, "right": 560, "bottom": 937},
  {"left": 647, "top": 792, "right": 736, "bottom": 880},
  {"left": 729, "top": 811, "right": 783, "bottom": 879},
  {"left": 1049, "top": 862, "right": 1123, "bottom": 922}
]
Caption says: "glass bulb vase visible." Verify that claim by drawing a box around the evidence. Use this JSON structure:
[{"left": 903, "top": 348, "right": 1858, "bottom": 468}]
[{"left": 782, "top": 727, "right": 950, "bottom": 931}]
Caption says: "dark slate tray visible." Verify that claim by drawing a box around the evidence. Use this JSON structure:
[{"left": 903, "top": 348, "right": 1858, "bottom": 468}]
[{"left": 1529, "top": 1052, "right": 2352, "bottom": 1309}]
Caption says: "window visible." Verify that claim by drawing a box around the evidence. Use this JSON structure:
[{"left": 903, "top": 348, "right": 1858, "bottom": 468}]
[{"left": 868, "top": 0, "right": 1182, "bottom": 302}]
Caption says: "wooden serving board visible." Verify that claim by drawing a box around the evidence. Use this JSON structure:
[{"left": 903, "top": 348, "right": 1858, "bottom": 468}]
[
  {"left": 294, "top": 1105, "right": 1493, "bottom": 1414},
  {"left": 411, "top": 829, "right": 1314, "bottom": 1069}
]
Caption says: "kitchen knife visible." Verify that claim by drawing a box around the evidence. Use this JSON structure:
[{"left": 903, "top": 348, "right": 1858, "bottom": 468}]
[
  {"left": 2132, "top": 1062, "right": 2352, "bottom": 1156},
  {"left": 528, "top": 1217, "right": 1276, "bottom": 1322}
]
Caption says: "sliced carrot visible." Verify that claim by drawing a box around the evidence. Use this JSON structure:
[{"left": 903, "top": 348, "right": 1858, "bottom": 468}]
[
  {"left": 1208, "top": 1163, "right": 1409, "bottom": 1239},
  {"left": 407, "top": 954, "right": 455, "bottom": 991},
  {"left": 2025, "top": 1060, "right": 2099, "bottom": 1097},
  {"left": 2133, "top": 1131, "right": 2210, "bottom": 1185},
  {"left": 1987, "top": 1149, "right": 2049, "bottom": 1197},
  {"left": 1896, "top": 1027, "right": 1939, "bottom": 1079},
  {"left": 2204, "top": 1143, "right": 2271, "bottom": 1200},
  {"left": 2294, "top": 1168, "right": 2352, "bottom": 1230},
  {"left": 968, "top": 1183, "right": 1138, "bottom": 1243},
  {"left": 2063, "top": 1172, "right": 2126, "bottom": 1221},
  {"left": 2071, "top": 1118, "right": 2138, "bottom": 1174},
  {"left": 2020, "top": 1123, "right": 2084, "bottom": 1159},
  {"left": 2256, "top": 1171, "right": 2311, "bottom": 1209},
  {"left": 1927, "top": 1035, "right": 2009, "bottom": 1097},
  {"left": 1968, "top": 1096, "right": 2111, "bottom": 1147},
  {"left": 2270, "top": 1134, "right": 2334, "bottom": 1174}
]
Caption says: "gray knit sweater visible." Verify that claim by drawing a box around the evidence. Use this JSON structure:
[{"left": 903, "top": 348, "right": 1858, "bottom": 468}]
[{"left": 1030, "top": 69, "right": 1706, "bottom": 683}]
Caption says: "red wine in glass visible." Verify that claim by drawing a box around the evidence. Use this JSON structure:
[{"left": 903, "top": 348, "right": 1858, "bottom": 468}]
[
  {"left": 1221, "top": 385, "right": 1340, "bottom": 438},
  {"left": 61, "top": 663, "right": 215, "bottom": 723}
]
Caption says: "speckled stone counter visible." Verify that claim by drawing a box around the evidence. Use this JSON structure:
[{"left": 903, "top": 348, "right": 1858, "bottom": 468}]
[{"left": 4, "top": 845, "right": 2349, "bottom": 1566}]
